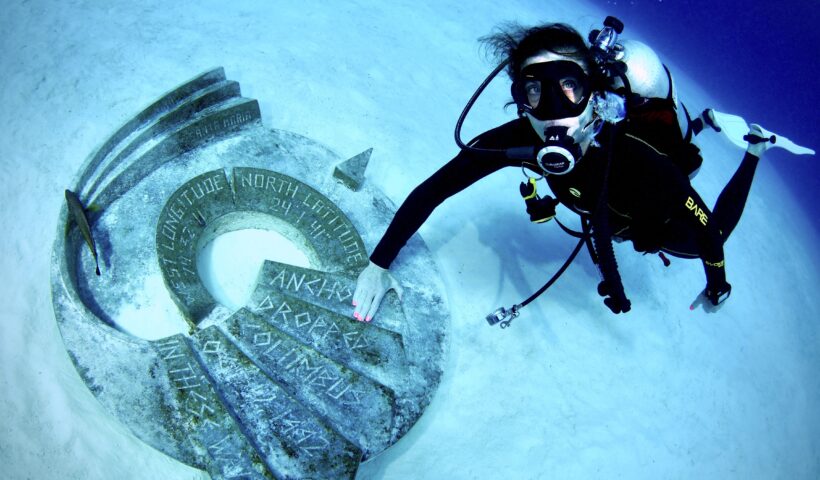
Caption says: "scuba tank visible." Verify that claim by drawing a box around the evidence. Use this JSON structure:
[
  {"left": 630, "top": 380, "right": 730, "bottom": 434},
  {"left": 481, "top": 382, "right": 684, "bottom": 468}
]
[
  {"left": 590, "top": 17, "right": 702, "bottom": 177},
  {"left": 589, "top": 16, "right": 672, "bottom": 108},
  {"left": 608, "top": 39, "right": 672, "bottom": 101}
]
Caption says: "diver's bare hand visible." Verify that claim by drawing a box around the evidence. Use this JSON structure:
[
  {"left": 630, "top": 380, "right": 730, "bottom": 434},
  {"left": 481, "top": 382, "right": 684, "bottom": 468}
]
[{"left": 352, "top": 261, "right": 403, "bottom": 322}]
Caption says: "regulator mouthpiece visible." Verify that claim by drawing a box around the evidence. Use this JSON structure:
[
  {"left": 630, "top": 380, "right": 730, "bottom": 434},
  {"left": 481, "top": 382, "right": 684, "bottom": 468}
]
[{"left": 536, "top": 126, "right": 582, "bottom": 175}]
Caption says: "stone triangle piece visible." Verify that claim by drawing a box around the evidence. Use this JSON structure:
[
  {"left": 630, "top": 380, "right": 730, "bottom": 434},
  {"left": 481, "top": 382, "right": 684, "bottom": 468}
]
[{"left": 333, "top": 148, "right": 372, "bottom": 191}]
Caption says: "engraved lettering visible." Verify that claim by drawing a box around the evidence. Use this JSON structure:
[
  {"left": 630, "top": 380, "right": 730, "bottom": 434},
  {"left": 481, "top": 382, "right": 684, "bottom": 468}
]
[
  {"left": 157, "top": 339, "right": 185, "bottom": 360},
  {"left": 286, "top": 272, "right": 305, "bottom": 292},
  {"left": 257, "top": 295, "right": 276, "bottom": 311},
  {"left": 273, "top": 302, "right": 292, "bottom": 324},
  {"left": 169, "top": 363, "right": 201, "bottom": 390},
  {"left": 294, "top": 312, "right": 312, "bottom": 328},
  {"left": 241, "top": 172, "right": 253, "bottom": 188},
  {"left": 202, "top": 340, "right": 221, "bottom": 355},
  {"left": 270, "top": 269, "right": 286, "bottom": 288}
]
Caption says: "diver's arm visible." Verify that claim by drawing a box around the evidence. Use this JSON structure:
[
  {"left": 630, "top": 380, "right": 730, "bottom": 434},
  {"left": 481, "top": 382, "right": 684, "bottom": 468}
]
[
  {"left": 370, "top": 119, "right": 529, "bottom": 269},
  {"left": 369, "top": 149, "right": 512, "bottom": 268},
  {"left": 353, "top": 120, "right": 525, "bottom": 321},
  {"left": 353, "top": 153, "right": 511, "bottom": 321}
]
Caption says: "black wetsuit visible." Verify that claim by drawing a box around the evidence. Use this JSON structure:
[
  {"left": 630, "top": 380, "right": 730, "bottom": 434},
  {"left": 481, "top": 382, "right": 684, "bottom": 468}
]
[{"left": 370, "top": 116, "right": 759, "bottom": 309}]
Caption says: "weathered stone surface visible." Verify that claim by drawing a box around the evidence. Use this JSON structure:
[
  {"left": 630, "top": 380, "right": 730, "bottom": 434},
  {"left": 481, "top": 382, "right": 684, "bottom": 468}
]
[
  {"left": 157, "top": 169, "right": 235, "bottom": 323},
  {"left": 154, "top": 335, "right": 272, "bottom": 479},
  {"left": 156, "top": 167, "right": 372, "bottom": 324},
  {"left": 256, "top": 260, "right": 405, "bottom": 336},
  {"left": 77, "top": 67, "right": 227, "bottom": 197},
  {"left": 248, "top": 282, "right": 408, "bottom": 391},
  {"left": 51, "top": 270, "right": 196, "bottom": 465},
  {"left": 53, "top": 68, "right": 449, "bottom": 479},
  {"left": 232, "top": 168, "right": 369, "bottom": 274},
  {"left": 333, "top": 148, "right": 371, "bottom": 191},
  {"left": 225, "top": 309, "right": 395, "bottom": 454},
  {"left": 190, "top": 326, "right": 362, "bottom": 479},
  {"left": 86, "top": 80, "right": 243, "bottom": 201},
  {"left": 92, "top": 97, "right": 261, "bottom": 213}
]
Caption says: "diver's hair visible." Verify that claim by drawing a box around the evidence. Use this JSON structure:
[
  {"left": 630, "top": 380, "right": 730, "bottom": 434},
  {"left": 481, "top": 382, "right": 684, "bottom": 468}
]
[{"left": 480, "top": 22, "right": 594, "bottom": 83}]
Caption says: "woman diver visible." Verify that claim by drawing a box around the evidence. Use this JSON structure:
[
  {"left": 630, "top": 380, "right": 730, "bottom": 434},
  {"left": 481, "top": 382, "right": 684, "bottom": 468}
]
[{"left": 351, "top": 21, "right": 772, "bottom": 322}]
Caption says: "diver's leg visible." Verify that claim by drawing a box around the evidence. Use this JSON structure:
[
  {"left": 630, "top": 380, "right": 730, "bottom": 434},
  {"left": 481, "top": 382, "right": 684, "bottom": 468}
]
[{"left": 711, "top": 151, "right": 760, "bottom": 241}]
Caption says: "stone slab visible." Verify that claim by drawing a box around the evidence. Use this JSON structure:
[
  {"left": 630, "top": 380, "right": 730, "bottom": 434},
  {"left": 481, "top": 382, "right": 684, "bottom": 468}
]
[
  {"left": 77, "top": 67, "right": 227, "bottom": 196},
  {"left": 86, "top": 80, "right": 242, "bottom": 201},
  {"left": 93, "top": 97, "right": 261, "bottom": 213},
  {"left": 248, "top": 283, "right": 408, "bottom": 391},
  {"left": 53, "top": 68, "right": 449, "bottom": 477},
  {"left": 225, "top": 309, "right": 395, "bottom": 455},
  {"left": 153, "top": 335, "right": 272, "bottom": 479},
  {"left": 232, "top": 168, "right": 369, "bottom": 274},
  {"left": 157, "top": 169, "right": 235, "bottom": 323},
  {"left": 190, "top": 326, "right": 362, "bottom": 480},
  {"left": 257, "top": 260, "right": 405, "bottom": 336}
]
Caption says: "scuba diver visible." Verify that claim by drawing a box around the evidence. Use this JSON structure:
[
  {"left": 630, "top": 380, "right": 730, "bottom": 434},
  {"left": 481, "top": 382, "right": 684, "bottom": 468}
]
[{"left": 351, "top": 19, "right": 778, "bottom": 323}]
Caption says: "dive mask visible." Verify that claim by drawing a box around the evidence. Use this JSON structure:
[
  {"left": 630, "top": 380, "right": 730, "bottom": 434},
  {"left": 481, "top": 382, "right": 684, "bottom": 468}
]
[{"left": 512, "top": 60, "right": 591, "bottom": 121}]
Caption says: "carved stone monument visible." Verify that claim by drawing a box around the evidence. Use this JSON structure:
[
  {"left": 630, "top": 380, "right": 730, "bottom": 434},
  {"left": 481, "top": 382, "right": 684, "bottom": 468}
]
[{"left": 51, "top": 68, "right": 448, "bottom": 479}]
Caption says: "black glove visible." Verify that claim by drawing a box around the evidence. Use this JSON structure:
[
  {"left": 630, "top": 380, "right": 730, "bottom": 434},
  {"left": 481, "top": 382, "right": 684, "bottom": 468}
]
[
  {"left": 520, "top": 178, "right": 558, "bottom": 224},
  {"left": 705, "top": 281, "right": 731, "bottom": 306},
  {"left": 598, "top": 280, "right": 632, "bottom": 314}
]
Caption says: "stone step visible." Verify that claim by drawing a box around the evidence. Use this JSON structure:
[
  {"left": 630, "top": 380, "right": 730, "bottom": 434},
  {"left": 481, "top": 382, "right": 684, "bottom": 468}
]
[
  {"left": 189, "top": 327, "right": 362, "bottom": 479},
  {"left": 86, "top": 79, "right": 242, "bottom": 201},
  {"left": 255, "top": 260, "right": 405, "bottom": 336},
  {"left": 224, "top": 308, "right": 396, "bottom": 456},
  {"left": 92, "top": 96, "right": 261, "bottom": 213},
  {"left": 78, "top": 68, "right": 227, "bottom": 199},
  {"left": 247, "top": 262, "right": 438, "bottom": 444},
  {"left": 153, "top": 334, "right": 275, "bottom": 479},
  {"left": 247, "top": 279, "right": 409, "bottom": 394}
]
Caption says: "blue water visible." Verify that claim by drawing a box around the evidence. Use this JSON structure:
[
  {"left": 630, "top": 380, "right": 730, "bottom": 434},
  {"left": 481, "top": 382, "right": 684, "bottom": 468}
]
[{"left": 590, "top": 0, "right": 820, "bottom": 233}]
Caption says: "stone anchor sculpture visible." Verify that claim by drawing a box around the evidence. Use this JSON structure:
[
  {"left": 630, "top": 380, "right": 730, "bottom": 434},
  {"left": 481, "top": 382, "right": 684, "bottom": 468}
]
[{"left": 51, "top": 68, "right": 448, "bottom": 479}]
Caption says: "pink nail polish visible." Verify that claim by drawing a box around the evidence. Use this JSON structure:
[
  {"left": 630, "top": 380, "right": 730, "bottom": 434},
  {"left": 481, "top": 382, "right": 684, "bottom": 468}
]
[
  {"left": 365, "top": 316, "right": 372, "bottom": 322},
  {"left": 352, "top": 300, "right": 358, "bottom": 306},
  {"left": 354, "top": 312, "right": 361, "bottom": 320}
]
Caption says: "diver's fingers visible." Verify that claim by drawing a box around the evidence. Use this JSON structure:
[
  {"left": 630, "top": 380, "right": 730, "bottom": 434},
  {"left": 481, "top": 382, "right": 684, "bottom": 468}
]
[
  {"left": 352, "top": 276, "right": 365, "bottom": 310},
  {"left": 354, "top": 290, "right": 373, "bottom": 322},
  {"left": 352, "top": 265, "right": 374, "bottom": 319},
  {"left": 364, "top": 289, "right": 387, "bottom": 323}
]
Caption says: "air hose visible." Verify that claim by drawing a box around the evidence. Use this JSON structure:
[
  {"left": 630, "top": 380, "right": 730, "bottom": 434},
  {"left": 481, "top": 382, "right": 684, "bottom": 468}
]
[{"left": 486, "top": 124, "right": 627, "bottom": 328}]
